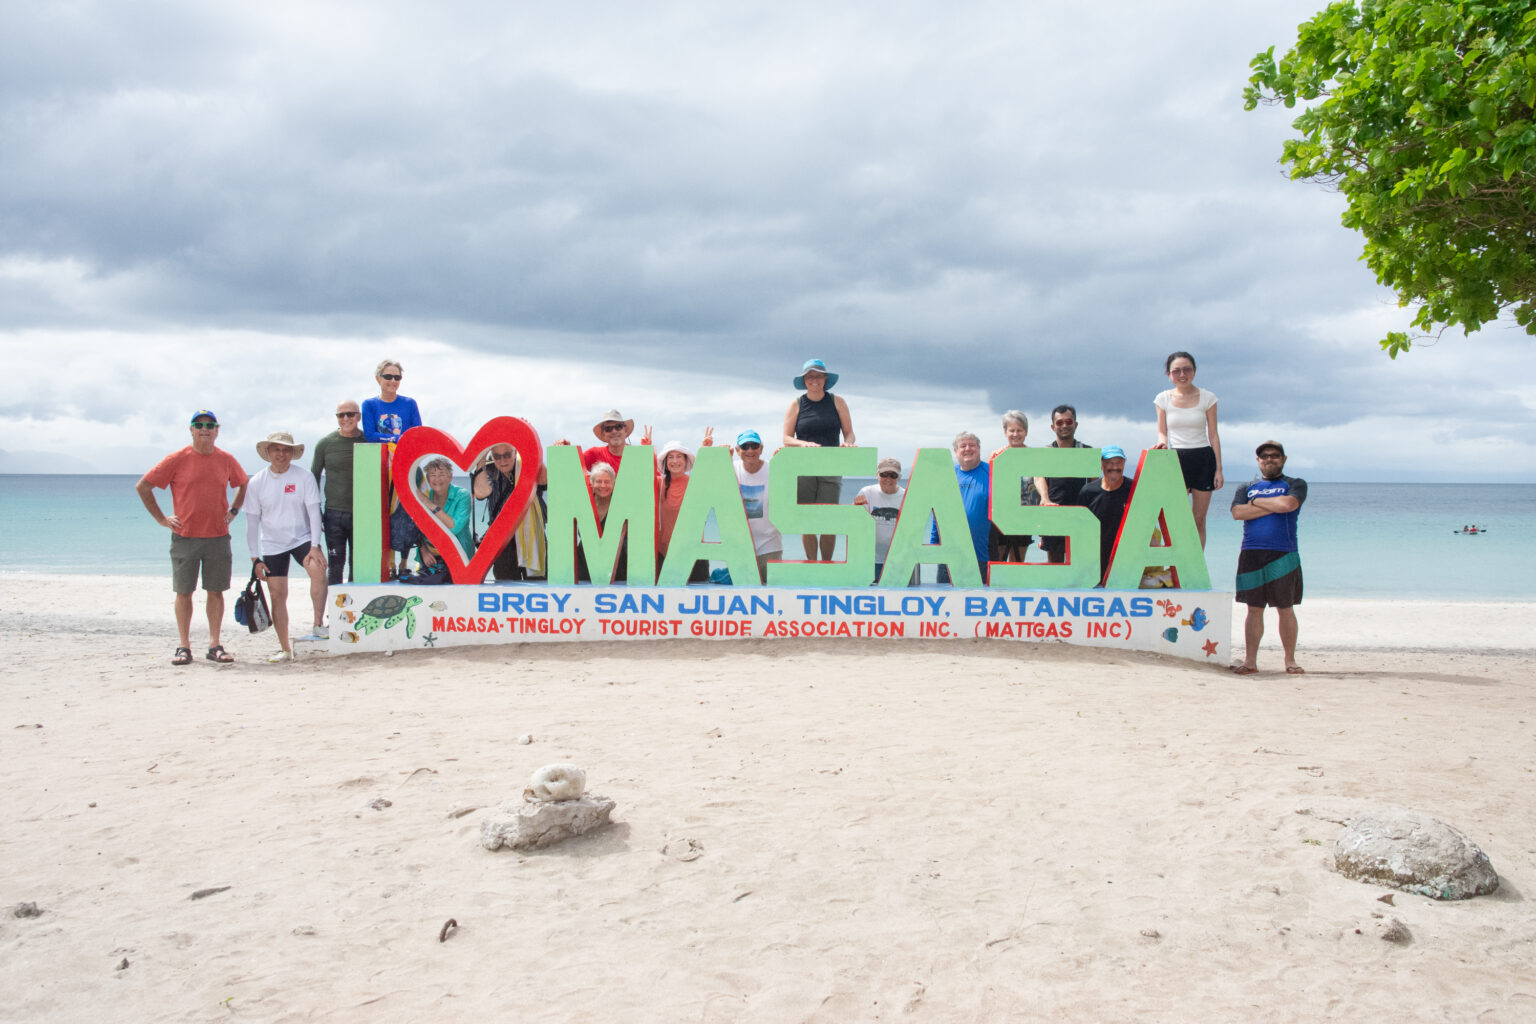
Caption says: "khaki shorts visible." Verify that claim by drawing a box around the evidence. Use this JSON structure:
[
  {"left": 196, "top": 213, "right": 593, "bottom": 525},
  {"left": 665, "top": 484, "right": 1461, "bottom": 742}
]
[
  {"left": 171, "top": 534, "right": 233, "bottom": 594},
  {"left": 796, "top": 475, "right": 842, "bottom": 505}
]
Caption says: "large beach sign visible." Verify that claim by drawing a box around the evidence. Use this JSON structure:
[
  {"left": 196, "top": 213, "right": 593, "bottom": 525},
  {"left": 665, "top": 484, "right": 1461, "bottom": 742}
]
[{"left": 331, "top": 417, "right": 1231, "bottom": 662}]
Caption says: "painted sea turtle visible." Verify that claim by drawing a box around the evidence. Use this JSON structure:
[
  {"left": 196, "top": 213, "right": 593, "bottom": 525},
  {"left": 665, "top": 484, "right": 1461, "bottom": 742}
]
[{"left": 353, "top": 595, "right": 424, "bottom": 638}]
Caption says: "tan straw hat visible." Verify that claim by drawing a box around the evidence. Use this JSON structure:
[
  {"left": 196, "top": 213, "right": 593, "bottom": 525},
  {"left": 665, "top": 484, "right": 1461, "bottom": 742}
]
[
  {"left": 591, "top": 409, "right": 635, "bottom": 443},
  {"left": 256, "top": 430, "right": 306, "bottom": 461}
]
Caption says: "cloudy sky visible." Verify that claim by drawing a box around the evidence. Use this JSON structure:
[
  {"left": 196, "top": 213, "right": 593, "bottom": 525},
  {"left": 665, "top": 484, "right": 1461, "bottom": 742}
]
[{"left": 3, "top": 0, "right": 1532, "bottom": 481}]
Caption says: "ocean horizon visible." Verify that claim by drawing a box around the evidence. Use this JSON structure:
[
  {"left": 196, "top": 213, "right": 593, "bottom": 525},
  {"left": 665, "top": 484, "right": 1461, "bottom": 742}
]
[{"left": 2, "top": 474, "right": 1532, "bottom": 600}]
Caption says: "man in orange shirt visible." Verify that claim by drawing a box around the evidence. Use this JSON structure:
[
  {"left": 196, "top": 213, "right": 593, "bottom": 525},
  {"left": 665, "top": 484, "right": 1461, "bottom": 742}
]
[{"left": 136, "top": 411, "right": 250, "bottom": 665}]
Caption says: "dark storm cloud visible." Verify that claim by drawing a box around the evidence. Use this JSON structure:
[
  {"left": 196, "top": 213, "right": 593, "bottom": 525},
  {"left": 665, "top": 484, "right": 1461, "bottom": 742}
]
[{"left": 2, "top": 0, "right": 1531, "bottom": 451}]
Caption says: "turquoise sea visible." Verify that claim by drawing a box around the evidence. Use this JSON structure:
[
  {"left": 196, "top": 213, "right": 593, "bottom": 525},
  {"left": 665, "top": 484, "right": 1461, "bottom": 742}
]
[{"left": 1, "top": 475, "right": 1531, "bottom": 600}]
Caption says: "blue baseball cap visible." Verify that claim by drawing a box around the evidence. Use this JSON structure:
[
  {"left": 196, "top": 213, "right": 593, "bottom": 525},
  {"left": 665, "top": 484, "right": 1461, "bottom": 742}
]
[
  {"left": 190, "top": 409, "right": 218, "bottom": 425},
  {"left": 1100, "top": 445, "right": 1125, "bottom": 461},
  {"left": 736, "top": 429, "right": 763, "bottom": 447}
]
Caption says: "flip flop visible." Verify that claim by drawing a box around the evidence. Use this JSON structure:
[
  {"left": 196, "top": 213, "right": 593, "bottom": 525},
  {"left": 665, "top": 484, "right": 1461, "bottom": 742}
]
[
  {"left": 1231, "top": 665, "right": 1259, "bottom": 676},
  {"left": 206, "top": 645, "right": 235, "bottom": 664},
  {"left": 1285, "top": 665, "right": 1306, "bottom": 675},
  {"left": 172, "top": 647, "right": 193, "bottom": 666}
]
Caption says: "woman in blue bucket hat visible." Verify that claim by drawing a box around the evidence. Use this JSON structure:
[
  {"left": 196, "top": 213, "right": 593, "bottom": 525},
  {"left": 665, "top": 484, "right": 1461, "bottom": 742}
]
[{"left": 782, "top": 358, "right": 856, "bottom": 561}]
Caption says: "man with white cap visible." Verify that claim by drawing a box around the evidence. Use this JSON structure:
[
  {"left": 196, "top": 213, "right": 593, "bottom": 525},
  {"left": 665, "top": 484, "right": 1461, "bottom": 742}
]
[
  {"left": 854, "top": 456, "right": 909, "bottom": 584},
  {"left": 1077, "top": 445, "right": 1133, "bottom": 586},
  {"left": 246, "top": 431, "right": 327, "bottom": 662}
]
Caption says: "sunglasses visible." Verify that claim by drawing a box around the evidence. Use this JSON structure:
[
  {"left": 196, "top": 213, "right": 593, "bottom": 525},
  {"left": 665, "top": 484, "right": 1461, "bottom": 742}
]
[
  {"left": 491, "top": 452, "right": 515, "bottom": 461},
  {"left": 379, "top": 373, "right": 402, "bottom": 381},
  {"left": 191, "top": 421, "right": 218, "bottom": 429},
  {"left": 879, "top": 472, "right": 898, "bottom": 479},
  {"left": 738, "top": 443, "right": 762, "bottom": 451},
  {"left": 601, "top": 423, "right": 626, "bottom": 433},
  {"left": 336, "top": 411, "right": 359, "bottom": 418}
]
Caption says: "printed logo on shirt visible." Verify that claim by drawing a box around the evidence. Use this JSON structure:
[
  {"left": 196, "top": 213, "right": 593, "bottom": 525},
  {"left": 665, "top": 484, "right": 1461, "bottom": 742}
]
[
  {"left": 740, "top": 484, "right": 766, "bottom": 519},
  {"left": 284, "top": 484, "right": 296, "bottom": 494}
]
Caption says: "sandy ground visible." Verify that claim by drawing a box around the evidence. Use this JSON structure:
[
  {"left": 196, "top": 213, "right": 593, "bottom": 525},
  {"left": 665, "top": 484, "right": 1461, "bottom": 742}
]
[{"left": 2, "top": 574, "right": 1534, "bottom": 1023}]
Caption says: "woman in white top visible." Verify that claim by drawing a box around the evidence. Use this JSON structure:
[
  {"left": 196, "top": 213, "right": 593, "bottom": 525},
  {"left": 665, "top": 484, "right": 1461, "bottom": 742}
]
[{"left": 1153, "top": 351, "right": 1223, "bottom": 548}]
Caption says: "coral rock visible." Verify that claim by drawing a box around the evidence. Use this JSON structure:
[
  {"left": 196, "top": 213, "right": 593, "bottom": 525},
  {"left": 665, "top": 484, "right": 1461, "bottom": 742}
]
[
  {"left": 481, "top": 793, "right": 615, "bottom": 851},
  {"left": 523, "top": 763, "right": 586, "bottom": 803},
  {"left": 1334, "top": 808, "right": 1498, "bottom": 900}
]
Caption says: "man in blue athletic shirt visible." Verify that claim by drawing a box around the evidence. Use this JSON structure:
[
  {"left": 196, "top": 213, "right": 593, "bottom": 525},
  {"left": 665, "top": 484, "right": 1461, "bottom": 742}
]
[{"left": 1230, "top": 440, "right": 1306, "bottom": 675}]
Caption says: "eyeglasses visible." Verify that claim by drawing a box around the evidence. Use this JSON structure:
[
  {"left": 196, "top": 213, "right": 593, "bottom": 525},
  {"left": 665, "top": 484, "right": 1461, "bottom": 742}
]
[
  {"left": 738, "top": 443, "right": 761, "bottom": 451},
  {"left": 1257, "top": 452, "right": 1284, "bottom": 460},
  {"left": 601, "top": 423, "right": 626, "bottom": 433},
  {"left": 1169, "top": 367, "right": 1195, "bottom": 375},
  {"left": 336, "top": 411, "right": 359, "bottom": 418},
  {"left": 379, "top": 373, "right": 402, "bottom": 381},
  {"left": 191, "top": 421, "right": 218, "bottom": 429},
  {"left": 879, "top": 472, "right": 898, "bottom": 479},
  {"left": 491, "top": 452, "right": 515, "bottom": 461}
]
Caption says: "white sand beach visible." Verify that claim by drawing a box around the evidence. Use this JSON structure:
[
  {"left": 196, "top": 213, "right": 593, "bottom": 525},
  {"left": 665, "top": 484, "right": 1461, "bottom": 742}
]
[{"left": 2, "top": 574, "right": 1533, "bottom": 1022}]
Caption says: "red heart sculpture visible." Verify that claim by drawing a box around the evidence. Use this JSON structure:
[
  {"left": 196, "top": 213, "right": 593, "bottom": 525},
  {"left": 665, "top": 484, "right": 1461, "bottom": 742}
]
[{"left": 391, "top": 417, "right": 543, "bottom": 585}]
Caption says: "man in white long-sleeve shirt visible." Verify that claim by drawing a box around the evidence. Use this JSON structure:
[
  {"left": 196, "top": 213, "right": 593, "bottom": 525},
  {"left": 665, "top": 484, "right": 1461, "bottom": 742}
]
[{"left": 247, "top": 431, "right": 327, "bottom": 662}]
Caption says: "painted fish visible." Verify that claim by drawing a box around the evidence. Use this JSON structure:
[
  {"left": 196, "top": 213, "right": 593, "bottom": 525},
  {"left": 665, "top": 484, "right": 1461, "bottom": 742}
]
[
  {"left": 339, "top": 631, "right": 360, "bottom": 644},
  {"left": 1161, "top": 627, "right": 1179, "bottom": 643},
  {"left": 334, "top": 593, "right": 353, "bottom": 609},
  {"left": 1181, "top": 608, "right": 1208, "bottom": 631}
]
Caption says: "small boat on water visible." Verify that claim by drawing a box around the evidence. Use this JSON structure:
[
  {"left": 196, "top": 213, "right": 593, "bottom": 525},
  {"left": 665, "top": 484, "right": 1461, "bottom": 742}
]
[{"left": 1453, "top": 526, "right": 1489, "bottom": 535}]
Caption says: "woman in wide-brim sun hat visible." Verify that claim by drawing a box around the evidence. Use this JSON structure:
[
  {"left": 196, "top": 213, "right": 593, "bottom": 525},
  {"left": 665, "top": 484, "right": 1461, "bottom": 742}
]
[{"left": 782, "top": 358, "right": 856, "bottom": 562}]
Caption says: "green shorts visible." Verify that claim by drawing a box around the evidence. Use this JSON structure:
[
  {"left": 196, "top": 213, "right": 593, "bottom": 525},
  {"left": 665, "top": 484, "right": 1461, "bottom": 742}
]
[{"left": 170, "top": 534, "right": 233, "bottom": 595}]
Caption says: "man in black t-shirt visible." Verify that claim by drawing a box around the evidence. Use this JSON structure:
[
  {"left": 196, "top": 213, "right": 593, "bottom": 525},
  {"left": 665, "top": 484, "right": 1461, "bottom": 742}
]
[{"left": 1033, "top": 404, "right": 1092, "bottom": 564}]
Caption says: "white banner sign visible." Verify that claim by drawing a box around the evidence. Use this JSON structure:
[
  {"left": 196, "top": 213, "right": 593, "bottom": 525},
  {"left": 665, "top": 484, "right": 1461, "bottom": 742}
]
[{"left": 328, "top": 585, "right": 1231, "bottom": 663}]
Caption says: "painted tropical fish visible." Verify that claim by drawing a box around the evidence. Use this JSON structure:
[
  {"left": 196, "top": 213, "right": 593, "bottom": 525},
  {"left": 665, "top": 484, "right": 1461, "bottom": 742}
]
[{"left": 1181, "top": 608, "right": 1208, "bottom": 631}]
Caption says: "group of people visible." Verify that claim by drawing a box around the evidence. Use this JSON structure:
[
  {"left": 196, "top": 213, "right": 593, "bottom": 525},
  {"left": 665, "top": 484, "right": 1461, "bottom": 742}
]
[{"left": 137, "top": 354, "right": 1307, "bottom": 673}]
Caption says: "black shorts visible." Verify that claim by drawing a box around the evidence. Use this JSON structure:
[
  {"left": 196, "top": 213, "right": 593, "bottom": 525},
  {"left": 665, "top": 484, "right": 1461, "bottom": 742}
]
[
  {"left": 258, "top": 542, "right": 314, "bottom": 578},
  {"left": 1235, "top": 549, "right": 1302, "bottom": 608},
  {"left": 1176, "top": 445, "right": 1217, "bottom": 492}
]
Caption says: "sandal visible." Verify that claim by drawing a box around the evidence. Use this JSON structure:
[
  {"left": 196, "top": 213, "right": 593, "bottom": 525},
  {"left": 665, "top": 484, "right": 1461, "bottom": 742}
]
[
  {"left": 172, "top": 646, "right": 193, "bottom": 666},
  {"left": 206, "top": 645, "right": 235, "bottom": 664}
]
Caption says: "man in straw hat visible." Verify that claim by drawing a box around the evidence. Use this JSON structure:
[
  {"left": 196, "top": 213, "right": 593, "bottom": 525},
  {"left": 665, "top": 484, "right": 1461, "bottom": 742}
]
[
  {"left": 136, "top": 410, "right": 249, "bottom": 666},
  {"left": 571, "top": 409, "right": 638, "bottom": 473},
  {"left": 246, "top": 431, "right": 327, "bottom": 662}
]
